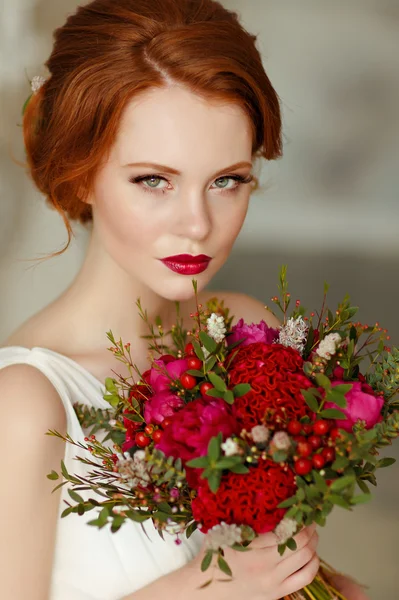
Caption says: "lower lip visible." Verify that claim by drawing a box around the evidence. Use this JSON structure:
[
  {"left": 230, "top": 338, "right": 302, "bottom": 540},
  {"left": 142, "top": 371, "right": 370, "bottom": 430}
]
[{"left": 160, "top": 260, "right": 211, "bottom": 275}]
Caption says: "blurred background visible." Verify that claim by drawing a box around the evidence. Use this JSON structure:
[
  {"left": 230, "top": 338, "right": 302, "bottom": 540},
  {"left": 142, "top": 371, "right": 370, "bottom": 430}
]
[{"left": 0, "top": 0, "right": 398, "bottom": 598}]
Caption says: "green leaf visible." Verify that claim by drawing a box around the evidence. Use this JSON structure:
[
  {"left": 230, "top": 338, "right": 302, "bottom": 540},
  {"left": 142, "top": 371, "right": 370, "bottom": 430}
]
[
  {"left": 186, "top": 369, "right": 204, "bottom": 377},
  {"left": 47, "top": 470, "right": 59, "bottom": 480},
  {"left": 193, "top": 340, "right": 205, "bottom": 361},
  {"left": 208, "top": 471, "right": 222, "bottom": 493},
  {"left": 331, "top": 456, "right": 350, "bottom": 471},
  {"left": 329, "top": 494, "right": 351, "bottom": 509},
  {"left": 217, "top": 555, "right": 233, "bottom": 577},
  {"left": 68, "top": 489, "right": 84, "bottom": 504},
  {"left": 301, "top": 389, "right": 319, "bottom": 413},
  {"left": 216, "top": 457, "right": 242, "bottom": 469},
  {"left": 315, "top": 373, "right": 331, "bottom": 389},
  {"left": 233, "top": 383, "right": 251, "bottom": 397},
  {"left": 186, "top": 456, "right": 209, "bottom": 468},
  {"left": 230, "top": 464, "right": 250, "bottom": 474},
  {"left": 223, "top": 390, "right": 235, "bottom": 404},
  {"left": 286, "top": 537, "right": 297, "bottom": 551},
  {"left": 351, "top": 494, "right": 372, "bottom": 505},
  {"left": 332, "top": 384, "right": 353, "bottom": 394},
  {"left": 330, "top": 475, "right": 355, "bottom": 492},
  {"left": 278, "top": 496, "right": 297, "bottom": 509},
  {"left": 105, "top": 377, "right": 117, "bottom": 393},
  {"left": 208, "top": 435, "right": 221, "bottom": 462},
  {"left": 325, "top": 390, "right": 348, "bottom": 408},
  {"left": 199, "top": 331, "right": 217, "bottom": 354},
  {"left": 207, "top": 372, "right": 227, "bottom": 392},
  {"left": 205, "top": 388, "right": 224, "bottom": 399},
  {"left": 205, "top": 356, "right": 217, "bottom": 371},
  {"left": 201, "top": 550, "right": 213, "bottom": 571},
  {"left": 377, "top": 457, "right": 396, "bottom": 468},
  {"left": 357, "top": 478, "right": 370, "bottom": 494},
  {"left": 111, "top": 515, "right": 125, "bottom": 533},
  {"left": 312, "top": 470, "right": 328, "bottom": 493},
  {"left": 320, "top": 409, "right": 347, "bottom": 420},
  {"left": 60, "top": 460, "right": 69, "bottom": 480}
]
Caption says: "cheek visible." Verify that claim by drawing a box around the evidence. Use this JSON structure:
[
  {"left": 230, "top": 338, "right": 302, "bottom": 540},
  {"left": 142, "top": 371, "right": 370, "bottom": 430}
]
[
  {"left": 93, "top": 178, "right": 165, "bottom": 254},
  {"left": 213, "top": 195, "right": 250, "bottom": 245}
]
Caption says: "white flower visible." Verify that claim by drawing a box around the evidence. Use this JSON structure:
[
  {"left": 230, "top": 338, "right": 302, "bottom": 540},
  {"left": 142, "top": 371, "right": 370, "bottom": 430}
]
[
  {"left": 205, "top": 521, "right": 243, "bottom": 551},
  {"left": 274, "top": 517, "right": 298, "bottom": 544},
  {"left": 278, "top": 316, "right": 309, "bottom": 355},
  {"left": 116, "top": 450, "right": 150, "bottom": 489},
  {"left": 316, "top": 332, "right": 342, "bottom": 360},
  {"left": 221, "top": 437, "right": 239, "bottom": 456},
  {"left": 251, "top": 425, "right": 270, "bottom": 444},
  {"left": 31, "top": 75, "right": 46, "bottom": 94},
  {"left": 271, "top": 431, "right": 291, "bottom": 451},
  {"left": 207, "top": 313, "right": 226, "bottom": 343}
]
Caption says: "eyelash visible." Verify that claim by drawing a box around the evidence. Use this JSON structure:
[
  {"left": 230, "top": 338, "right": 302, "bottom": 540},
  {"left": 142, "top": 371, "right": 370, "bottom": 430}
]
[{"left": 129, "top": 173, "right": 254, "bottom": 196}]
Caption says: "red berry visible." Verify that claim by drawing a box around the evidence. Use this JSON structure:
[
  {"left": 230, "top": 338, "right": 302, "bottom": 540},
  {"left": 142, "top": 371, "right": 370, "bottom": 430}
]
[
  {"left": 297, "top": 441, "right": 313, "bottom": 458},
  {"left": 184, "top": 343, "right": 195, "bottom": 356},
  {"left": 152, "top": 430, "right": 163, "bottom": 443},
  {"left": 322, "top": 447, "right": 336, "bottom": 463},
  {"left": 180, "top": 373, "right": 197, "bottom": 390},
  {"left": 287, "top": 420, "right": 302, "bottom": 435},
  {"left": 293, "top": 435, "right": 307, "bottom": 444},
  {"left": 200, "top": 382, "right": 214, "bottom": 397},
  {"left": 187, "top": 357, "right": 202, "bottom": 371},
  {"left": 312, "top": 454, "right": 326, "bottom": 469},
  {"left": 313, "top": 420, "right": 330, "bottom": 436},
  {"left": 308, "top": 435, "right": 322, "bottom": 450},
  {"left": 162, "top": 418, "right": 172, "bottom": 429},
  {"left": 330, "top": 428, "right": 342, "bottom": 441},
  {"left": 295, "top": 458, "right": 313, "bottom": 475},
  {"left": 135, "top": 432, "right": 151, "bottom": 448},
  {"left": 144, "top": 424, "right": 154, "bottom": 436},
  {"left": 302, "top": 423, "right": 313, "bottom": 435}
]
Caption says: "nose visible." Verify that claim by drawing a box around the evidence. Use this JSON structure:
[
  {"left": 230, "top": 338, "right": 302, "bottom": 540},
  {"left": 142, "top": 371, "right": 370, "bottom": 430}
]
[{"left": 174, "top": 192, "right": 212, "bottom": 241}]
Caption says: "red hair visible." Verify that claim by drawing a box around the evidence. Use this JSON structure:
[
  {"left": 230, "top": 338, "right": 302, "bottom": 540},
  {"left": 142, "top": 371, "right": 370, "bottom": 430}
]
[{"left": 23, "top": 0, "right": 282, "bottom": 257}]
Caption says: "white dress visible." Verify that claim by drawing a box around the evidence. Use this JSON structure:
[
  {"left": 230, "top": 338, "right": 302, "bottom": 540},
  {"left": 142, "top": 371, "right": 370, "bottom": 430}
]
[{"left": 0, "top": 346, "right": 204, "bottom": 600}]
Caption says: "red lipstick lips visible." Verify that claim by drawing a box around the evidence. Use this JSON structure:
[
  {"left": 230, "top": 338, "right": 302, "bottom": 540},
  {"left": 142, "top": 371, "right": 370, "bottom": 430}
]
[{"left": 160, "top": 254, "right": 212, "bottom": 275}]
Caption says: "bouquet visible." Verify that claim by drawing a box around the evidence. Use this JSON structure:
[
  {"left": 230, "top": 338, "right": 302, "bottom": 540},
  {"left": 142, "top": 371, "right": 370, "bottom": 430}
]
[{"left": 47, "top": 266, "right": 399, "bottom": 599}]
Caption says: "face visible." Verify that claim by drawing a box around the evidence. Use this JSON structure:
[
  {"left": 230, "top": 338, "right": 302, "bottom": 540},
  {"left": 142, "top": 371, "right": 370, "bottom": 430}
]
[{"left": 89, "top": 84, "right": 254, "bottom": 301}]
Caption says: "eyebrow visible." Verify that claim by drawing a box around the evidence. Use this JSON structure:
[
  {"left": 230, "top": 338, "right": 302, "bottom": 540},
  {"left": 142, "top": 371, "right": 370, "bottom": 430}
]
[{"left": 123, "top": 161, "right": 252, "bottom": 178}]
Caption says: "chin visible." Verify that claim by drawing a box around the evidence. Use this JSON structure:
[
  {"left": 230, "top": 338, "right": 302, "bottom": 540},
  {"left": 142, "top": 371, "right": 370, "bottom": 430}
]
[{"left": 154, "top": 274, "right": 211, "bottom": 302}]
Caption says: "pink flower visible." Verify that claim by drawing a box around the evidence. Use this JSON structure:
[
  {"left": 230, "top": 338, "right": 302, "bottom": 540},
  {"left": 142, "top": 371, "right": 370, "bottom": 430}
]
[
  {"left": 325, "top": 378, "right": 384, "bottom": 432},
  {"left": 144, "top": 390, "right": 184, "bottom": 425},
  {"left": 228, "top": 319, "right": 279, "bottom": 348},
  {"left": 155, "top": 396, "right": 238, "bottom": 486},
  {"left": 150, "top": 355, "right": 189, "bottom": 393}
]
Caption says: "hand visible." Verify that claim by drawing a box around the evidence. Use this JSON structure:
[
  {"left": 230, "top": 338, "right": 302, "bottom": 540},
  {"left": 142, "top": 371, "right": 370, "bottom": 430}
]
[
  {"left": 328, "top": 573, "right": 370, "bottom": 600},
  {"left": 192, "top": 523, "right": 320, "bottom": 600}
]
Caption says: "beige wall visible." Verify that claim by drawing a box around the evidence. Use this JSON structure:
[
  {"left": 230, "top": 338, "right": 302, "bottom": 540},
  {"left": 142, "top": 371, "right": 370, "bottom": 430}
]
[{"left": 1, "top": 1, "right": 398, "bottom": 598}]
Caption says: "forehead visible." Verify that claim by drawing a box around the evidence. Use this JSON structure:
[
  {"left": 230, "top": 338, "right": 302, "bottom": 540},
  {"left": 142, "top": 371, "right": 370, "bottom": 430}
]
[{"left": 112, "top": 84, "right": 253, "bottom": 169}]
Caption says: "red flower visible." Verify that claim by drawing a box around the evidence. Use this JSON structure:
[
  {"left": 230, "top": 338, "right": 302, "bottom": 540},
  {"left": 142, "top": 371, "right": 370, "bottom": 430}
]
[
  {"left": 228, "top": 342, "right": 313, "bottom": 430},
  {"left": 122, "top": 382, "right": 152, "bottom": 452},
  {"left": 192, "top": 458, "right": 296, "bottom": 534}
]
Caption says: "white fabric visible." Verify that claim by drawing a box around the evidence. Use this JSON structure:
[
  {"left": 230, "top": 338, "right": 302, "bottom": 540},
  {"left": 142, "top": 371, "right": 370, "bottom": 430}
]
[{"left": 0, "top": 346, "right": 203, "bottom": 600}]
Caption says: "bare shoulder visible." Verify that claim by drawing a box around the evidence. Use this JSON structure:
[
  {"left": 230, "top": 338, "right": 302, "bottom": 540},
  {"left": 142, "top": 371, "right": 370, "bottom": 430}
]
[
  {"left": 199, "top": 289, "right": 282, "bottom": 328},
  {"left": 0, "top": 363, "right": 67, "bottom": 433}
]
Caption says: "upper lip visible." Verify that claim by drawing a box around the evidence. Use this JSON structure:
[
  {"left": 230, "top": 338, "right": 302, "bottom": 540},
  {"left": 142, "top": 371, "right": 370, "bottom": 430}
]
[{"left": 161, "top": 254, "right": 212, "bottom": 263}]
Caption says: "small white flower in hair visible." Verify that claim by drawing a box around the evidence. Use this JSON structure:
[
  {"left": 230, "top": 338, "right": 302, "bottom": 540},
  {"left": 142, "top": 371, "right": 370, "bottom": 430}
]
[{"left": 31, "top": 75, "right": 46, "bottom": 94}]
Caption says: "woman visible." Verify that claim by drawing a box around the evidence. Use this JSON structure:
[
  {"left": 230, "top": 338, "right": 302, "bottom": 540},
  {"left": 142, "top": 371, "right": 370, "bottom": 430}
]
[{"left": 0, "top": 1, "right": 369, "bottom": 598}]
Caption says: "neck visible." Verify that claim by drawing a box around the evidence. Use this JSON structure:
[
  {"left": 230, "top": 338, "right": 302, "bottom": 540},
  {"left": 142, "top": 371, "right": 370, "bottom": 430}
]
[{"left": 59, "top": 231, "right": 186, "bottom": 353}]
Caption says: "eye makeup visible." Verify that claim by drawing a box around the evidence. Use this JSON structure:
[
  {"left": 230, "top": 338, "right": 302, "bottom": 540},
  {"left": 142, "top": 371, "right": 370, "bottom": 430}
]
[{"left": 129, "top": 173, "right": 254, "bottom": 196}]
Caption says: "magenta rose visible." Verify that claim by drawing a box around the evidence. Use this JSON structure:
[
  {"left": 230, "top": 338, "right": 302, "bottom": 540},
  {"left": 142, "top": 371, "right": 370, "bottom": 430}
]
[
  {"left": 155, "top": 396, "right": 238, "bottom": 462},
  {"left": 325, "top": 377, "right": 384, "bottom": 432},
  {"left": 228, "top": 318, "right": 280, "bottom": 348},
  {"left": 144, "top": 390, "right": 184, "bottom": 425},
  {"left": 150, "top": 355, "right": 189, "bottom": 393}
]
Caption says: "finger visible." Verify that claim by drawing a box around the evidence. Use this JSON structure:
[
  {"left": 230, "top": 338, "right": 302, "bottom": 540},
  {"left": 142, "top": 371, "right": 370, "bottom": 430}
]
[
  {"left": 277, "top": 531, "right": 319, "bottom": 579},
  {"left": 291, "top": 523, "right": 317, "bottom": 552},
  {"left": 279, "top": 554, "right": 320, "bottom": 597},
  {"left": 250, "top": 530, "right": 280, "bottom": 550}
]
